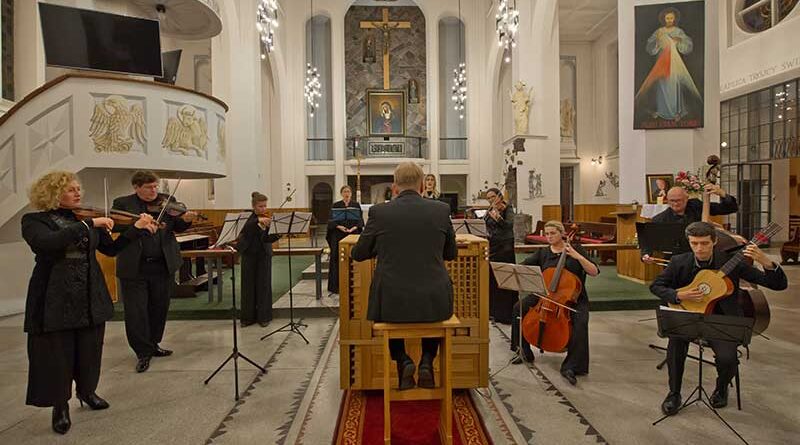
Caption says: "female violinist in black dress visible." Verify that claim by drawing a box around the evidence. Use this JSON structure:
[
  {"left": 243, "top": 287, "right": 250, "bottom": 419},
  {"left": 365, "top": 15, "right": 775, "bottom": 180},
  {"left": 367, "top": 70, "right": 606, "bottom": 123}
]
[
  {"left": 21, "top": 171, "right": 156, "bottom": 434},
  {"left": 238, "top": 192, "right": 282, "bottom": 326},
  {"left": 484, "top": 188, "right": 517, "bottom": 323},
  {"left": 326, "top": 185, "right": 364, "bottom": 293}
]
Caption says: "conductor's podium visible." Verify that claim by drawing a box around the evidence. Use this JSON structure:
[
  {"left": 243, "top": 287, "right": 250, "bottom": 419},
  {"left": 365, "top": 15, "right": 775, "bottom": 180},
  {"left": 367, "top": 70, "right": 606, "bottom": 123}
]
[{"left": 339, "top": 234, "right": 490, "bottom": 390}]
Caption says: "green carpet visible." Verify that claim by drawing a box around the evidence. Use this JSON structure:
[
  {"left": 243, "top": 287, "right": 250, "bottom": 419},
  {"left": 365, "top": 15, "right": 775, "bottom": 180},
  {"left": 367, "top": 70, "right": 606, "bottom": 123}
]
[
  {"left": 514, "top": 254, "right": 660, "bottom": 311},
  {"left": 112, "top": 255, "right": 314, "bottom": 321}
]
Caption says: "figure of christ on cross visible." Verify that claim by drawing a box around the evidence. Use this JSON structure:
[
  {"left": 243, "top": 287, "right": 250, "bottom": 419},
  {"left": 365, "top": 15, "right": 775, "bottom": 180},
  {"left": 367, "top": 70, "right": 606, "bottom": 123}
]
[{"left": 360, "top": 7, "right": 411, "bottom": 89}]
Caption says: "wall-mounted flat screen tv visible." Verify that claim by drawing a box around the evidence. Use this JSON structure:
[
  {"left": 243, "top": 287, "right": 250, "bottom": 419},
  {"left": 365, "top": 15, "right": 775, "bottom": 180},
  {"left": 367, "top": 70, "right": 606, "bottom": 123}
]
[{"left": 39, "top": 3, "right": 163, "bottom": 77}]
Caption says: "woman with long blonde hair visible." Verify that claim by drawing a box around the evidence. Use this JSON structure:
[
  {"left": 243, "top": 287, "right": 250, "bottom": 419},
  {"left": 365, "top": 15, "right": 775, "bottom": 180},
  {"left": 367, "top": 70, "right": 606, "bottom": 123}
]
[{"left": 21, "top": 171, "right": 155, "bottom": 434}]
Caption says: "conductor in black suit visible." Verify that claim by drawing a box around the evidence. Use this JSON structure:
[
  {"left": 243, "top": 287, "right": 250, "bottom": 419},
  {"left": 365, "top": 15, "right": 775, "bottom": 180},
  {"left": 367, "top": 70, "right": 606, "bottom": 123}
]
[
  {"left": 113, "top": 171, "right": 195, "bottom": 373},
  {"left": 351, "top": 162, "right": 457, "bottom": 390}
]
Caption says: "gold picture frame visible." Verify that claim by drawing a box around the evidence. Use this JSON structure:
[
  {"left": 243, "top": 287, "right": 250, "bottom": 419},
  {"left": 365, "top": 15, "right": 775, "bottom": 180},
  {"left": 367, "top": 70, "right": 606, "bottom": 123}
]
[{"left": 366, "top": 89, "right": 406, "bottom": 137}]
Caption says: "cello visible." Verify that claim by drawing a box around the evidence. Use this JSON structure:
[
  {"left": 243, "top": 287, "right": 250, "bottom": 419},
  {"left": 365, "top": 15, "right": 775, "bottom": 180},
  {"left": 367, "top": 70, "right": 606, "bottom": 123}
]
[{"left": 521, "top": 227, "right": 581, "bottom": 353}]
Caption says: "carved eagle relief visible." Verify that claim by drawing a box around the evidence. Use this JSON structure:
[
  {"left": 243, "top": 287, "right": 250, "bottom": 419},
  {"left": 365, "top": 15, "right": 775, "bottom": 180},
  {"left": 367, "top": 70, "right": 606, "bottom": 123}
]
[
  {"left": 162, "top": 105, "right": 208, "bottom": 156},
  {"left": 89, "top": 95, "right": 147, "bottom": 153}
]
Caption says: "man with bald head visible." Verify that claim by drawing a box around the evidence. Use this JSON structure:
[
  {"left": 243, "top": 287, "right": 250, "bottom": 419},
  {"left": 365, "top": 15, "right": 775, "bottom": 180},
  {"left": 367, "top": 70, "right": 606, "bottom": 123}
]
[{"left": 642, "top": 183, "right": 737, "bottom": 263}]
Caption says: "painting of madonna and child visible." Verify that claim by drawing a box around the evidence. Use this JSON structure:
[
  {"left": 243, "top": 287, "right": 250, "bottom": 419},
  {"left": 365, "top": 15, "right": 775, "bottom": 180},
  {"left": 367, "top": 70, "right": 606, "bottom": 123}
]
[{"left": 634, "top": 1, "right": 704, "bottom": 130}]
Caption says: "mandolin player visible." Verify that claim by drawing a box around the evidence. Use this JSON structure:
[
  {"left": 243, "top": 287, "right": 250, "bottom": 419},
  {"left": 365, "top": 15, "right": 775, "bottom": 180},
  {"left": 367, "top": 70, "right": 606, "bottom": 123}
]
[{"left": 649, "top": 222, "right": 787, "bottom": 416}]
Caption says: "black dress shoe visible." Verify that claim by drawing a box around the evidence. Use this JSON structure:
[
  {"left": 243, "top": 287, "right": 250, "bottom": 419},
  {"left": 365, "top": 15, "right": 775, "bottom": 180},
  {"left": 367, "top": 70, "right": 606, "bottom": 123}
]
[
  {"left": 136, "top": 356, "right": 151, "bottom": 373},
  {"left": 418, "top": 355, "right": 435, "bottom": 389},
  {"left": 710, "top": 388, "right": 728, "bottom": 409},
  {"left": 153, "top": 346, "right": 173, "bottom": 357},
  {"left": 561, "top": 369, "right": 577, "bottom": 386},
  {"left": 52, "top": 403, "right": 71, "bottom": 434},
  {"left": 397, "top": 358, "right": 416, "bottom": 390},
  {"left": 661, "top": 392, "right": 681, "bottom": 416},
  {"left": 241, "top": 321, "right": 254, "bottom": 327},
  {"left": 259, "top": 321, "right": 271, "bottom": 327},
  {"left": 77, "top": 393, "right": 109, "bottom": 410}
]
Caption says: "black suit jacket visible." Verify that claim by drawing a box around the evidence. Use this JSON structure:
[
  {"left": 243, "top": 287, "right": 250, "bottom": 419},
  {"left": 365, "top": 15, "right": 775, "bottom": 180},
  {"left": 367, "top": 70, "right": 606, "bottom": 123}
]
[
  {"left": 352, "top": 190, "right": 457, "bottom": 322},
  {"left": 650, "top": 248, "right": 787, "bottom": 316},
  {"left": 112, "top": 193, "right": 191, "bottom": 278}
]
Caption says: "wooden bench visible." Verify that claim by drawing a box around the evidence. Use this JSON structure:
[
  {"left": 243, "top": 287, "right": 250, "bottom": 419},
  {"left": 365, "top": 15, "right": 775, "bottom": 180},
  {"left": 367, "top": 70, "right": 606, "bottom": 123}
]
[
  {"left": 575, "top": 221, "right": 617, "bottom": 264},
  {"left": 373, "top": 315, "right": 461, "bottom": 445},
  {"left": 780, "top": 225, "right": 800, "bottom": 264}
]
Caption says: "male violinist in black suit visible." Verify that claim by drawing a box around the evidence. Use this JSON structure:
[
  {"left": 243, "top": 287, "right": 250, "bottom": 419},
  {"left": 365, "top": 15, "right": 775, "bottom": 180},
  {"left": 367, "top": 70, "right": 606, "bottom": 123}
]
[
  {"left": 650, "top": 222, "right": 786, "bottom": 416},
  {"left": 351, "top": 162, "right": 457, "bottom": 390},
  {"left": 113, "top": 171, "right": 196, "bottom": 372}
]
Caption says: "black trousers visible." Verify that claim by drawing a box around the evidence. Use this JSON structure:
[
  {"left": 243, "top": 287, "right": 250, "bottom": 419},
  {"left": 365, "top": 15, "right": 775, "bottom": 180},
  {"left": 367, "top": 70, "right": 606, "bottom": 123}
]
[
  {"left": 488, "top": 240, "right": 517, "bottom": 324},
  {"left": 511, "top": 294, "right": 590, "bottom": 374},
  {"left": 27, "top": 323, "right": 105, "bottom": 407},
  {"left": 389, "top": 339, "right": 440, "bottom": 362},
  {"left": 327, "top": 236, "right": 342, "bottom": 293},
  {"left": 120, "top": 265, "right": 172, "bottom": 358},
  {"left": 666, "top": 337, "right": 738, "bottom": 395},
  {"left": 240, "top": 253, "right": 273, "bottom": 323}
]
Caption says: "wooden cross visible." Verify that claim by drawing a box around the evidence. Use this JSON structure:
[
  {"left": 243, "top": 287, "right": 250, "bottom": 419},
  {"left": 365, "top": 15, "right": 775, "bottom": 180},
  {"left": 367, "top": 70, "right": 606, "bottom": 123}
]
[{"left": 360, "top": 8, "right": 411, "bottom": 89}]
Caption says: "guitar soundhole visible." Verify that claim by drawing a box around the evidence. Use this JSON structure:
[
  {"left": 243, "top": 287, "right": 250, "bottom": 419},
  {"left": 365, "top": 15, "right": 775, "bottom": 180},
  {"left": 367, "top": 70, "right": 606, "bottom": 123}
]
[{"left": 697, "top": 283, "right": 712, "bottom": 296}]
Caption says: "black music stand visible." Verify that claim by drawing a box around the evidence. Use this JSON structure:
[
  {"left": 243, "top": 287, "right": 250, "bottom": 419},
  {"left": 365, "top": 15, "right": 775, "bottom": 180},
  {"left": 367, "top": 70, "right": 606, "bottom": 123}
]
[
  {"left": 652, "top": 307, "right": 753, "bottom": 445},
  {"left": 203, "top": 213, "right": 265, "bottom": 401},
  {"left": 452, "top": 219, "right": 489, "bottom": 238},
  {"left": 331, "top": 207, "right": 362, "bottom": 225},
  {"left": 636, "top": 222, "right": 690, "bottom": 257},
  {"left": 261, "top": 211, "right": 313, "bottom": 344}
]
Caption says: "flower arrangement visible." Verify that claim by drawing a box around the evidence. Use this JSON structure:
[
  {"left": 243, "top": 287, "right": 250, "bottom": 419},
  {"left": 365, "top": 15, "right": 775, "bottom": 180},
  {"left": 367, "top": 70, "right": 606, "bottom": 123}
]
[{"left": 674, "top": 170, "right": 703, "bottom": 195}]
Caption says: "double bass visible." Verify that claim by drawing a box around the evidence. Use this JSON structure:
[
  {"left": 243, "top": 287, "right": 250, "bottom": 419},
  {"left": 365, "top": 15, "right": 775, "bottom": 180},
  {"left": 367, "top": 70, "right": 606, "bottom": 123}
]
[
  {"left": 701, "top": 155, "right": 771, "bottom": 336},
  {"left": 521, "top": 228, "right": 581, "bottom": 353}
]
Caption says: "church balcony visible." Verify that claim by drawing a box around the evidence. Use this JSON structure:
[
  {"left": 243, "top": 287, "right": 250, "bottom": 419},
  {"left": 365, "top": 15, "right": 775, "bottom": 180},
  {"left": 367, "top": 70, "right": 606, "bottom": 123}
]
[
  {"left": 0, "top": 73, "right": 228, "bottom": 228},
  {"left": 346, "top": 136, "right": 427, "bottom": 160}
]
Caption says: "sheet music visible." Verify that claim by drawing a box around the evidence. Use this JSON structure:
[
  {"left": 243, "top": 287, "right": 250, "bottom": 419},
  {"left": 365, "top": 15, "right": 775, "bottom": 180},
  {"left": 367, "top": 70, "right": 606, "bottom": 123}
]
[
  {"left": 452, "top": 219, "right": 488, "bottom": 238},
  {"left": 213, "top": 212, "right": 252, "bottom": 248},
  {"left": 490, "top": 262, "right": 547, "bottom": 294},
  {"left": 474, "top": 209, "right": 487, "bottom": 218},
  {"left": 270, "top": 211, "right": 313, "bottom": 235}
]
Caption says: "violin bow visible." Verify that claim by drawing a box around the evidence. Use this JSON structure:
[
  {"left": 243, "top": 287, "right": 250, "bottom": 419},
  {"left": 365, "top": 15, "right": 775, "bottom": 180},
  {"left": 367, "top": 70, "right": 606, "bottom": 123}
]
[
  {"left": 156, "top": 178, "right": 182, "bottom": 224},
  {"left": 103, "top": 176, "right": 109, "bottom": 219},
  {"left": 277, "top": 188, "right": 297, "bottom": 209}
]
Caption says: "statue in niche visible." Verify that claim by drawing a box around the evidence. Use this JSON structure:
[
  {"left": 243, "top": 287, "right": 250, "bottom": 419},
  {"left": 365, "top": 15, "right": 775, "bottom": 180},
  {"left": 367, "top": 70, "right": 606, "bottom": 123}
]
[
  {"left": 408, "top": 79, "right": 419, "bottom": 104},
  {"left": 510, "top": 81, "right": 533, "bottom": 135},
  {"left": 560, "top": 98, "right": 576, "bottom": 141},
  {"left": 363, "top": 31, "right": 376, "bottom": 63}
]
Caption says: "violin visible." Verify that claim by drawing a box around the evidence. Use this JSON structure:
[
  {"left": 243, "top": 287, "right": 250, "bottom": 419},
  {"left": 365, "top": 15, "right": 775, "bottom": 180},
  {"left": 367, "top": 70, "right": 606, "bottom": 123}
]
[
  {"left": 71, "top": 206, "right": 140, "bottom": 225},
  {"left": 143, "top": 194, "right": 207, "bottom": 221},
  {"left": 521, "top": 226, "right": 582, "bottom": 353}
]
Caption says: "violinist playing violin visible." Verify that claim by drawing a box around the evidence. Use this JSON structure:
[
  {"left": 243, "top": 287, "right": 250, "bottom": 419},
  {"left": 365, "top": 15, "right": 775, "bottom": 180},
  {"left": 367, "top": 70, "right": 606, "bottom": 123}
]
[
  {"left": 112, "top": 170, "right": 198, "bottom": 373},
  {"left": 485, "top": 188, "right": 517, "bottom": 324},
  {"left": 21, "top": 171, "right": 157, "bottom": 434},
  {"left": 510, "top": 221, "right": 599, "bottom": 386}
]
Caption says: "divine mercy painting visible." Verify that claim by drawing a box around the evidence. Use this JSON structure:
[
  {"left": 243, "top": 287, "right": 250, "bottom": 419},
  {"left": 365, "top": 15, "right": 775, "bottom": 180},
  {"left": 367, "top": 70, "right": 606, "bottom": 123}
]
[{"left": 634, "top": 1, "right": 704, "bottom": 129}]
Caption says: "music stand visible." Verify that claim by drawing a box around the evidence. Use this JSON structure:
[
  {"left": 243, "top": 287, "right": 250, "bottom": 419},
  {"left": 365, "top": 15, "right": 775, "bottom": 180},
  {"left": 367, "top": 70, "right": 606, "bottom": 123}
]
[
  {"left": 452, "top": 219, "right": 488, "bottom": 238},
  {"left": 261, "top": 211, "right": 313, "bottom": 344},
  {"left": 331, "top": 207, "right": 362, "bottom": 224},
  {"left": 490, "top": 263, "right": 577, "bottom": 370},
  {"left": 203, "top": 213, "right": 266, "bottom": 401},
  {"left": 652, "top": 306, "right": 754, "bottom": 445},
  {"left": 636, "top": 222, "right": 690, "bottom": 256}
]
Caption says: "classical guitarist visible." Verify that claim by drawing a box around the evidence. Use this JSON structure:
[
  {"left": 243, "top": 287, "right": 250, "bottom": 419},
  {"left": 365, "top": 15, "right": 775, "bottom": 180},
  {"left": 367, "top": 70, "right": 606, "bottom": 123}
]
[{"left": 649, "top": 222, "right": 787, "bottom": 416}]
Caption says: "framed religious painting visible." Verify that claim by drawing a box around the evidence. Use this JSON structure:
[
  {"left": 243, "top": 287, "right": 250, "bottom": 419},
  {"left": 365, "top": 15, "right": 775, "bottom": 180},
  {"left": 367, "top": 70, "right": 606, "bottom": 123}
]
[
  {"left": 634, "top": 1, "right": 704, "bottom": 129},
  {"left": 646, "top": 173, "right": 674, "bottom": 204},
  {"left": 367, "top": 89, "right": 406, "bottom": 137}
]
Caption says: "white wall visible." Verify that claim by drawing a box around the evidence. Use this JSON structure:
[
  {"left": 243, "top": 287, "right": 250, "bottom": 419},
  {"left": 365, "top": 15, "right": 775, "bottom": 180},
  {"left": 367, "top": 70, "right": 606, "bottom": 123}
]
[{"left": 719, "top": 2, "right": 800, "bottom": 100}]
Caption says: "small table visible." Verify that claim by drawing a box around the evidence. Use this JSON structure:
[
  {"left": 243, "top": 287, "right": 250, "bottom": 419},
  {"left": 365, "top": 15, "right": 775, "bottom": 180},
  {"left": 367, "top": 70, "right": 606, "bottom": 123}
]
[
  {"left": 181, "top": 249, "right": 227, "bottom": 303},
  {"left": 273, "top": 247, "right": 324, "bottom": 300}
]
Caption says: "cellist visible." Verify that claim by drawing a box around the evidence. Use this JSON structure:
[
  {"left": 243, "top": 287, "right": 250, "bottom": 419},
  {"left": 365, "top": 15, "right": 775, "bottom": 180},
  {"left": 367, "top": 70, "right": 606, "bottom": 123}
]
[{"left": 510, "top": 220, "right": 599, "bottom": 386}]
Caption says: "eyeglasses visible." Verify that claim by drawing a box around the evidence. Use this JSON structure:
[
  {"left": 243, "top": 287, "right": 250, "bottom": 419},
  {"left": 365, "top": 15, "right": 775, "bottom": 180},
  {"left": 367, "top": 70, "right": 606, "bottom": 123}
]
[{"left": 139, "top": 184, "right": 160, "bottom": 191}]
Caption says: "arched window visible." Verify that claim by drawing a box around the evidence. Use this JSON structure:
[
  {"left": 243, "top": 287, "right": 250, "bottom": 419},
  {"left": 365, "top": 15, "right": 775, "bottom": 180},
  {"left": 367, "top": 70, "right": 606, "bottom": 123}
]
[
  {"left": 438, "top": 17, "right": 466, "bottom": 160},
  {"left": 306, "top": 15, "right": 332, "bottom": 160},
  {"left": 736, "top": 0, "right": 799, "bottom": 33}
]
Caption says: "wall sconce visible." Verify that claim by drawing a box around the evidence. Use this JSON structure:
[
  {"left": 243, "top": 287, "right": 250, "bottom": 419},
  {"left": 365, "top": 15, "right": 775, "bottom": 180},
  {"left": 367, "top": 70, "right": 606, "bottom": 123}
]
[{"left": 591, "top": 156, "right": 603, "bottom": 166}]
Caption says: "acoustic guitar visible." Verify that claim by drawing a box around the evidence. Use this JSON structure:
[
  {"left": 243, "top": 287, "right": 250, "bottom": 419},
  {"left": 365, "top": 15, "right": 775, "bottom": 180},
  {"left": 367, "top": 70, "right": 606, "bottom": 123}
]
[{"left": 670, "top": 222, "right": 782, "bottom": 314}]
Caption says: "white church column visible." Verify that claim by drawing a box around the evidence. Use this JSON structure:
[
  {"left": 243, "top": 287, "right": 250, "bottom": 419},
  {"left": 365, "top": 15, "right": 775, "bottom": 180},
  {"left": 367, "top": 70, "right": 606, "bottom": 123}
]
[
  {"left": 512, "top": 0, "right": 561, "bottom": 222},
  {"left": 330, "top": 7, "right": 346, "bottom": 193},
  {"left": 618, "top": 0, "right": 720, "bottom": 204}
]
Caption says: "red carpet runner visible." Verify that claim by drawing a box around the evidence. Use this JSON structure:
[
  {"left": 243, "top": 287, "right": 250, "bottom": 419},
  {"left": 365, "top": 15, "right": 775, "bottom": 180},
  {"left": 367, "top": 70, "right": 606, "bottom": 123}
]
[{"left": 333, "top": 390, "right": 493, "bottom": 445}]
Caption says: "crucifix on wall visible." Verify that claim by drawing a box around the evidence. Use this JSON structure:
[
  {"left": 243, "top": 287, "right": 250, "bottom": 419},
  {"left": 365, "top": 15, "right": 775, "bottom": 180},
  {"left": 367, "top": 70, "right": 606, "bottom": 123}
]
[{"left": 360, "top": 7, "right": 411, "bottom": 89}]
